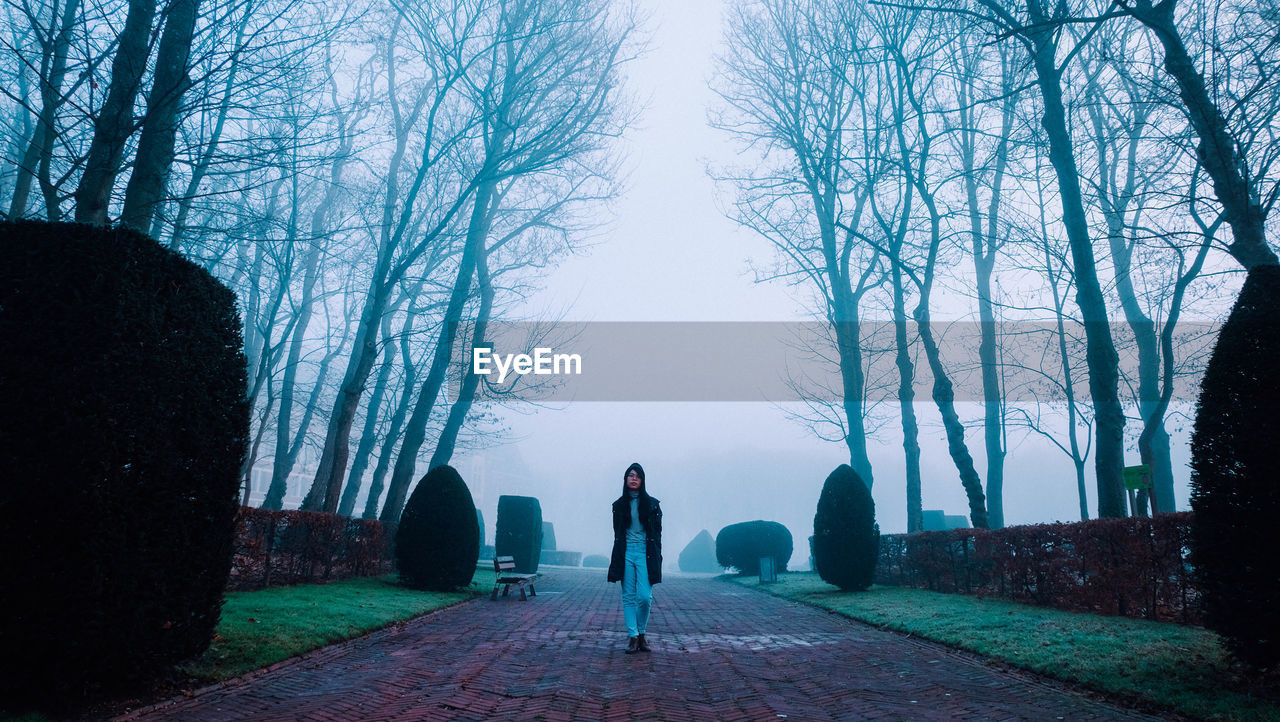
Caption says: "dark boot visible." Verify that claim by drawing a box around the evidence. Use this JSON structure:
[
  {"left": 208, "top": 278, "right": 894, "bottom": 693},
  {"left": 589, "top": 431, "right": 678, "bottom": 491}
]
[
  {"left": 625, "top": 636, "right": 639, "bottom": 654},
  {"left": 637, "top": 634, "right": 651, "bottom": 652}
]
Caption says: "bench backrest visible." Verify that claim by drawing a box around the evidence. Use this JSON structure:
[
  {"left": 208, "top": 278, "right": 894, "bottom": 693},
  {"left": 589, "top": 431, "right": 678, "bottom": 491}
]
[{"left": 494, "top": 555, "right": 517, "bottom": 574}]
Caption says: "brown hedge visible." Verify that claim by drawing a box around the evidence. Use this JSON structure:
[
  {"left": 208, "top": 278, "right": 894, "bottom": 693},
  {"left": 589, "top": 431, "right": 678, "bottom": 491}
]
[
  {"left": 228, "top": 507, "right": 393, "bottom": 590},
  {"left": 875, "top": 512, "right": 1198, "bottom": 624}
]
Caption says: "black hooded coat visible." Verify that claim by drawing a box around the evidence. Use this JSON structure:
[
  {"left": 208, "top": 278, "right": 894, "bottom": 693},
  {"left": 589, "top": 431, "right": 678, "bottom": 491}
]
[{"left": 607, "top": 491, "right": 662, "bottom": 585}]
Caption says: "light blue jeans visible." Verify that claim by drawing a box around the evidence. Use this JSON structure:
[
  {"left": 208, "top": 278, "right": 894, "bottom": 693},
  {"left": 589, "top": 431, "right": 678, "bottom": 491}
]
[{"left": 621, "top": 539, "right": 651, "bottom": 637}]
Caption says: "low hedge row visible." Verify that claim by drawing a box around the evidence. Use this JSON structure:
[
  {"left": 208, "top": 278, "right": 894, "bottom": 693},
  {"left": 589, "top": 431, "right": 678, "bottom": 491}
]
[
  {"left": 540, "top": 550, "right": 583, "bottom": 566},
  {"left": 229, "top": 507, "right": 393, "bottom": 590},
  {"left": 875, "top": 512, "right": 1197, "bottom": 624}
]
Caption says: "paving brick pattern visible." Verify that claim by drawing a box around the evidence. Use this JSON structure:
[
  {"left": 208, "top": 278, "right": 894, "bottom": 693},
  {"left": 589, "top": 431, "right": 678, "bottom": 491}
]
[{"left": 120, "top": 569, "right": 1159, "bottom": 721}]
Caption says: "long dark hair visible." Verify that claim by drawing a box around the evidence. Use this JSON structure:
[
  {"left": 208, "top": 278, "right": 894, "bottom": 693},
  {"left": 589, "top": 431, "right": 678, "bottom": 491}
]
[{"left": 616, "top": 462, "right": 651, "bottom": 527}]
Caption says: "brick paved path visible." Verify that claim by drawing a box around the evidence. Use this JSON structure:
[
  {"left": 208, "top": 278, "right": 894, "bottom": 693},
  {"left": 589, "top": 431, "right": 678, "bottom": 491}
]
[{"left": 121, "top": 568, "right": 1159, "bottom": 721}]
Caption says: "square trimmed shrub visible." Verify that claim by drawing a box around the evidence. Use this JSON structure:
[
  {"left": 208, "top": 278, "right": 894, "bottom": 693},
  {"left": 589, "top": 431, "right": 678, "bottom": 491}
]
[{"left": 496, "top": 495, "right": 543, "bottom": 573}]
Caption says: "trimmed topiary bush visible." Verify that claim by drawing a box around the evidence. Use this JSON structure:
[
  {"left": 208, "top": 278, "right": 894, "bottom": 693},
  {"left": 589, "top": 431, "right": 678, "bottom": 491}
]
[
  {"left": 0, "top": 221, "right": 249, "bottom": 702},
  {"left": 1190, "top": 265, "right": 1280, "bottom": 668},
  {"left": 716, "top": 521, "right": 793, "bottom": 575},
  {"left": 395, "top": 464, "right": 480, "bottom": 591},
  {"left": 477, "top": 508, "right": 485, "bottom": 547},
  {"left": 542, "top": 521, "right": 557, "bottom": 550},
  {"left": 496, "top": 495, "right": 543, "bottom": 573},
  {"left": 814, "top": 464, "right": 879, "bottom": 591},
  {"left": 583, "top": 554, "right": 610, "bottom": 568},
  {"left": 679, "top": 529, "right": 721, "bottom": 573}
]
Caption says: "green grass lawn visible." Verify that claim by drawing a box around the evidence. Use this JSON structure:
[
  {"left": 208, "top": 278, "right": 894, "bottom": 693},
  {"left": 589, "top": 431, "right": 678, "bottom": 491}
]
[
  {"left": 181, "top": 568, "right": 497, "bottom": 682},
  {"left": 732, "top": 572, "right": 1279, "bottom": 721}
]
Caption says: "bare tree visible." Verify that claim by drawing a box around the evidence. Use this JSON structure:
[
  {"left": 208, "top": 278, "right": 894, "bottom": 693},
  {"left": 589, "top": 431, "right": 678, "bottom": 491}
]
[
  {"left": 302, "top": 0, "right": 494, "bottom": 512},
  {"left": 1115, "top": 0, "right": 1279, "bottom": 270},
  {"left": 869, "top": 3, "right": 989, "bottom": 527},
  {"left": 935, "top": 0, "right": 1129, "bottom": 517},
  {"left": 949, "top": 33, "right": 1020, "bottom": 527},
  {"left": 377, "top": 0, "right": 635, "bottom": 522},
  {"left": 714, "top": 0, "right": 882, "bottom": 487},
  {"left": 6, "top": 0, "right": 82, "bottom": 218}
]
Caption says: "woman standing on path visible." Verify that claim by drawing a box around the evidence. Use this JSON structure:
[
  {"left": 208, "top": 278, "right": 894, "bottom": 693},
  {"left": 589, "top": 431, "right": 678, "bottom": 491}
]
[{"left": 607, "top": 462, "right": 662, "bottom": 654}]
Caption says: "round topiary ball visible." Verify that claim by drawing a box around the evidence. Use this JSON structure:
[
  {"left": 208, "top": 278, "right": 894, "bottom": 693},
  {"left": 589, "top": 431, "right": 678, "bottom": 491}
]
[
  {"left": 0, "top": 221, "right": 249, "bottom": 702},
  {"left": 1190, "top": 265, "right": 1280, "bottom": 668},
  {"left": 813, "top": 464, "right": 879, "bottom": 591},
  {"left": 715, "top": 520, "right": 793, "bottom": 574},
  {"left": 396, "top": 464, "right": 480, "bottom": 591}
]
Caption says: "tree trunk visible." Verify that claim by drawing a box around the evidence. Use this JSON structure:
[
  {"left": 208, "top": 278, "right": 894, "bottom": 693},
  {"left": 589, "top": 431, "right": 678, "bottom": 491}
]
[
  {"left": 956, "top": 44, "right": 1015, "bottom": 528},
  {"left": 914, "top": 300, "right": 990, "bottom": 529},
  {"left": 378, "top": 178, "right": 495, "bottom": 523},
  {"left": 337, "top": 311, "right": 401, "bottom": 517},
  {"left": 427, "top": 238, "right": 496, "bottom": 473},
  {"left": 301, "top": 277, "right": 391, "bottom": 512},
  {"left": 301, "top": 26, "right": 443, "bottom": 511},
  {"left": 816, "top": 191, "right": 874, "bottom": 488},
  {"left": 10, "top": 0, "right": 80, "bottom": 219},
  {"left": 890, "top": 65, "right": 988, "bottom": 528},
  {"left": 74, "top": 0, "right": 157, "bottom": 224},
  {"left": 961, "top": 143, "right": 1011, "bottom": 528},
  {"left": 363, "top": 339, "right": 419, "bottom": 520},
  {"left": 240, "top": 376, "right": 277, "bottom": 505},
  {"left": 337, "top": 352, "right": 392, "bottom": 517},
  {"left": 891, "top": 265, "right": 923, "bottom": 532},
  {"left": 264, "top": 204, "right": 321, "bottom": 510},
  {"left": 120, "top": 0, "right": 201, "bottom": 231},
  {"left": 1029, "top": 30, "right": 1127, "bottom": 518}
]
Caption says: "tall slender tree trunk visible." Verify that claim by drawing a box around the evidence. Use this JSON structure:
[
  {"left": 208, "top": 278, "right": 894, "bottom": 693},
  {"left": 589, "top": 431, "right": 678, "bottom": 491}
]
[
  {"left": 961, "top": 136, "right": 1011, "bottom": 527},
  {"left": 1084, "top": 68, "right": 1176, "bottom": 515},
  {"left": 241, "top": 376, "right": 277, "bottom": 504},
  {"left": 428, "top": 240, "right": 496, "bottom": 472},
  {"left": 120, "top": 0, "right": 201, "bottom": 231},
  {"left": 74, "top": 0, "right": 157, "bottom": 224},
  {"left": 891, "top": 265, "right": 923, "bottom": 532},
  {"left": 1035, "top": 163, "right": 1092, "bottom": 519},
  {"left": 911, "top": 193, "right": 989, "bottom": 529},
  {"left": 263, "top": 173, "right": 317, "bottom": 509},
  {"left": 266, "top": 132, "right": 354, "bottom": 507},
  {"left": 337, "top": 310, "right": 402, "bottom": 517},
  {"left": 1104, "top": 217, "right": 1173, "bottom": 514},
  {"left": 379, "top": 178, "right": 496, "bottom": 523},
  {"left": 302, "top": 274, "right": 392, "bottom": 512},
  {"left": 338, "top": 351, "right": 393, "bottom": 517},
  {"left": 10, "top": 0, "right": 80, "bottom": 219},
  {"left": 915, "top": 305, "right": 990, "bottom": 529},
  {"left": 1028, "top": 28, "right": 1127, "bottom": 518},
  {"left": 888, "top": 59, "right": 988, "bottom": 527},
  {"left": 816, "top": 193, "right": 874, "bottom": 488},
  {"left": 363, "top": 340, "right": 419, "bottom": 520}
]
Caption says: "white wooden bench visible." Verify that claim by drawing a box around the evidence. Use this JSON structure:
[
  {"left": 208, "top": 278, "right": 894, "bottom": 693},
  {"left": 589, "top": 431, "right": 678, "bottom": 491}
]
[{"left": 490, "top": 555, "right": 537, "bottom": 601}]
